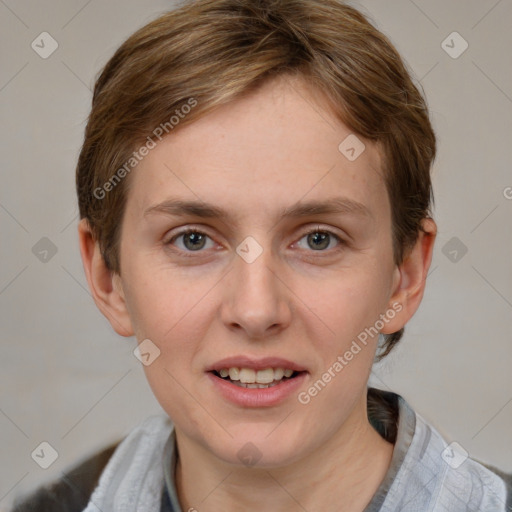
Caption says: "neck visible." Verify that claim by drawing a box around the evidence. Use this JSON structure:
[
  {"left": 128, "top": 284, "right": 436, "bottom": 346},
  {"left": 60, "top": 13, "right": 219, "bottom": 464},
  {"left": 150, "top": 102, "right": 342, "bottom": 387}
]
[{"left": 175, "top": 396, "right": 394, "bottom": 512}]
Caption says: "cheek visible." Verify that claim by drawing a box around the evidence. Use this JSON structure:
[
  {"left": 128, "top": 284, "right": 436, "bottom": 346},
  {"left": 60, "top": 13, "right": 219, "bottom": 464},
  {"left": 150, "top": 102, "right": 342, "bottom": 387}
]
[
  {"left": 295, "top": 277, "right": 383, "bottom": 422},
  {"left": 123, "top": 261, "right": 213, "bottom": 338},
  {"left": 298, "top": 266, "right": 390, "bottom": 350},
  {"left": 127, "top": 266, "right": 217, "bottom": 368}
]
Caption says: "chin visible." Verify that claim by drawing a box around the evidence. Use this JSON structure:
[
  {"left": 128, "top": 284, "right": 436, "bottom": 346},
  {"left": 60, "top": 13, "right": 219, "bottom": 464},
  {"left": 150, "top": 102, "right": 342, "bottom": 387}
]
[{"left": 202, "top": 426, "right": 309, "bottom": 469}]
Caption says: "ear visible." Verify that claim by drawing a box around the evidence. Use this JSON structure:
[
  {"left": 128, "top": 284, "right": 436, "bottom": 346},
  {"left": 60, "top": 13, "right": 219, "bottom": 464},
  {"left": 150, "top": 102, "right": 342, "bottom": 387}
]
[
  {"left": 380, "top": 217, "right": 437, "bottom": 334},
  {"left": 78, "top": 218, "right": 134, "bottom": 337}
]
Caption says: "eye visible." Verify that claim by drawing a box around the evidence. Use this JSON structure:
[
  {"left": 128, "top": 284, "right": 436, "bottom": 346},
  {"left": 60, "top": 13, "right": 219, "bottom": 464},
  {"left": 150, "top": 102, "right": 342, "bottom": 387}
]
[
  {"left": 164, "top": 225, "right": 345, "bottom": 257},
  {"left": 294, "top": 227, "right": 344, "bottom": 252},
  {"left": 165, "top": 228, "right": 216, "bottom": 253}
]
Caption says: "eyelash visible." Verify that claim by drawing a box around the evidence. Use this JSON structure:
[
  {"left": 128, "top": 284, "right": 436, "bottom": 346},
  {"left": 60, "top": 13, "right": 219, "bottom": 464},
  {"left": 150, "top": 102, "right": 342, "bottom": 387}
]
[{"left": 164, "top": 226, "right": 345, "bottom": 257}]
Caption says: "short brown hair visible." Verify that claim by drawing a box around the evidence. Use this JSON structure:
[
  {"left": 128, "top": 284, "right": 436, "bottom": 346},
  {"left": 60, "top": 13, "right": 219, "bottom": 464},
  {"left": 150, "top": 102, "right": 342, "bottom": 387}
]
[{"left": 76, "top": 0, "right": 436, "bottom": 360}]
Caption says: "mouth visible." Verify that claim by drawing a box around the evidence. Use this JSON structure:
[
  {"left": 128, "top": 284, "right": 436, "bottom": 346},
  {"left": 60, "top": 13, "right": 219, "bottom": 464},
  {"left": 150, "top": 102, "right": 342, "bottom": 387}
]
[
  {"left": 206, "top": 357, "right": 308, "bottom": 407},
  {"left": 210, "top": 367, "right": 305, "bottom": 389}
]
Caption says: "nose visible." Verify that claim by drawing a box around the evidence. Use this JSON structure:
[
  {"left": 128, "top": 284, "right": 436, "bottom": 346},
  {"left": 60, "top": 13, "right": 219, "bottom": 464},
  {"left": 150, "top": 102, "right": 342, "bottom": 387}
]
[{"left": 220, "top": 238, "right": 292, "bottom": 339}]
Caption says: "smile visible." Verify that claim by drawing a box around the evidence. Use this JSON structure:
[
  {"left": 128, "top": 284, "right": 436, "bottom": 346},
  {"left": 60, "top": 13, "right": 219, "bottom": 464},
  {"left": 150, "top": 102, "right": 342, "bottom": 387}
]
[{"left": 213, "top": 367, "right": 299, "bottom": 388}]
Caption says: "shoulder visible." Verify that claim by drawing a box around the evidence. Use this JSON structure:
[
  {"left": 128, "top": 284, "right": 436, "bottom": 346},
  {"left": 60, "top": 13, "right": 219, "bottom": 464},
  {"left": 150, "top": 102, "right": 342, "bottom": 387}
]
[
  {"left": 399, "top": 406, "right": 512, "bottom": 511},
  {"left": 10, "top": 441, "right": 121, "bottom": 512},
  {"left": 437, "top": 447, "right": 512, "bottom": 511},
  {"left": 10, "top": 415, "right": 172, "bottom": 512}
]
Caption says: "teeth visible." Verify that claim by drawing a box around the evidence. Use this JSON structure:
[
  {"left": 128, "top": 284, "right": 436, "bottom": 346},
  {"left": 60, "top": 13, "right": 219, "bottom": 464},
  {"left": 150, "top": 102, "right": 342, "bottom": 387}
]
[
  {"left": 239, "top": 368, "right": 256, "bottom": 384},
  {"left": 218, "top": 367, "right": 297, "bottom": 384},
  {"left": 256, "top": 368, "right": 274, "bottom": 384},
  {"left": 231, "top": 380, "right": 281, "bottom": 389},
  {"left": 274, "top": 368, "right": 284, "bottom": 380}
]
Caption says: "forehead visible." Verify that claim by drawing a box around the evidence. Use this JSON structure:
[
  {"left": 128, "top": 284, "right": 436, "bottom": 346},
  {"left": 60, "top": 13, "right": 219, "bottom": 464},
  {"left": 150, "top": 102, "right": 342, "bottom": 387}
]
[{"left": 125, "top": 75, "right": 388, "bottom": 227}]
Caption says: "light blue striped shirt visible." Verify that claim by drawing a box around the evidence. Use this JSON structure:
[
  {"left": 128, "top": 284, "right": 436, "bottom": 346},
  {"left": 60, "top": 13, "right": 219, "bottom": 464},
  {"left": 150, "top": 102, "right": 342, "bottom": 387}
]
[{"left": 160, "top": 388, "right": 511, "bottom": 511}]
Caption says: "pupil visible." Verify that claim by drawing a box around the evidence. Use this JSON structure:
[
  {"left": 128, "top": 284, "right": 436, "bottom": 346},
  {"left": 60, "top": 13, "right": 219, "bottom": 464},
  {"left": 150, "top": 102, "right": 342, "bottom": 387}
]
[
  {"left": 185, "top": 232, "right": 205, "bottom": 250},
  {"left": 308, "top": 232, "right": 329, "bottom": 250}
]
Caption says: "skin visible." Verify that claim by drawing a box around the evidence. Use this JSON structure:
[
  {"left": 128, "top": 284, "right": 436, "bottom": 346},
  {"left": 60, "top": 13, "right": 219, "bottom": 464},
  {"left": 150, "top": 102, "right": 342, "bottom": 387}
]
[{"left": 79, "top": 74, "right": 436, "bottom": 511}]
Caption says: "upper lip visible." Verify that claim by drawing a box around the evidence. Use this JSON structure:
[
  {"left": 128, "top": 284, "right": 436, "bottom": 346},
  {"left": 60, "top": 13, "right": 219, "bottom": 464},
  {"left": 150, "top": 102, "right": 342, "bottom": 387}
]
[{"left": 207, "top": 356, "right": 308, "bottom": 373}]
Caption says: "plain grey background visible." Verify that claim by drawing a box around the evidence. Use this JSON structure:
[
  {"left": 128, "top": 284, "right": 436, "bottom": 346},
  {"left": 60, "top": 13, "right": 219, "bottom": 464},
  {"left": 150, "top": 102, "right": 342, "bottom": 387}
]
[{"left": 1, "top": 0, "right": 511, "bottom": 509}]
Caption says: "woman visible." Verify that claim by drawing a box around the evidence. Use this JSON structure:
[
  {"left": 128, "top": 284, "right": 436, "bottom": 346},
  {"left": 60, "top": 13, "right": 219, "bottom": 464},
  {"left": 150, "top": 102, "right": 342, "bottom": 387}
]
[{"left": 12, "top": 1, "right": 511, "bottom": 510}]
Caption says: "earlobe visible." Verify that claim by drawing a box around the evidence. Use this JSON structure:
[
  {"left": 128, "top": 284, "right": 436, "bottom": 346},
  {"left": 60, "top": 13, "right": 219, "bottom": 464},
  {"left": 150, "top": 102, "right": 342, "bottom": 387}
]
[
  {"left": 78, "top": 219, "right": 134, "bottom": 337},
  {"left": 381, "top": 218, "right": 437, "bottom": 334}
]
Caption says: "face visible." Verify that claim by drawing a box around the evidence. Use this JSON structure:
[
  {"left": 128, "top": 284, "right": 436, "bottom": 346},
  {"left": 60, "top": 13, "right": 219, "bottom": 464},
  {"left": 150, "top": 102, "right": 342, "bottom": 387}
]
[{"left": 109, "top": 75, "right": 409, "bottom": 467}]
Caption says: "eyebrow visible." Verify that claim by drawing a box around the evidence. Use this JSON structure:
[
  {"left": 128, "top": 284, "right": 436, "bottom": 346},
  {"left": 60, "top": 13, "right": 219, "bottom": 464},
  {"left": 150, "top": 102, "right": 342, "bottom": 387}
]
[{"left": 143, "top": 196, "right": 373, "bottom": 223}]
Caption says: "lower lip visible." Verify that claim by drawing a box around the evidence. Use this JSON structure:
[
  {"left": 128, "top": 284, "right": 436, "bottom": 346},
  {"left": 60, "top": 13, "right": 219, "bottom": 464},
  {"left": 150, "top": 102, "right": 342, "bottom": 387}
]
[{"left": 207, "top": 372, "right": 308, "bottom": 408}]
